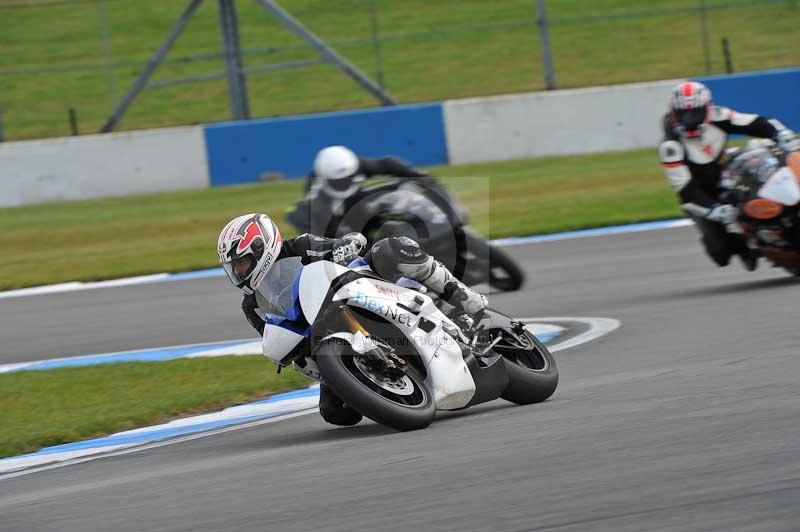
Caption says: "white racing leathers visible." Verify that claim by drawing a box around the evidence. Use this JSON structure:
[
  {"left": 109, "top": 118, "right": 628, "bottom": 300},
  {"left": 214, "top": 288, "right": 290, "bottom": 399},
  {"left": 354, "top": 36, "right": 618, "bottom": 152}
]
[
  {"left": 658, "top": 106, "right": 797, "bottom": 266},
  {"left": 658, "top": 106, "right": 794, "bottom": 215}
]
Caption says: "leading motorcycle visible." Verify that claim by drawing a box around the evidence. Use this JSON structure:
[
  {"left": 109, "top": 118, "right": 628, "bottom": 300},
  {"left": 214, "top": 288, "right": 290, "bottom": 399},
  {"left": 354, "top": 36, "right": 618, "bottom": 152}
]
[
  {"left": 255, "top": 255, "right": 558, "bottom": 431},
  {"left": 718, "top": 144, "right": 800, "bottom": 275}
]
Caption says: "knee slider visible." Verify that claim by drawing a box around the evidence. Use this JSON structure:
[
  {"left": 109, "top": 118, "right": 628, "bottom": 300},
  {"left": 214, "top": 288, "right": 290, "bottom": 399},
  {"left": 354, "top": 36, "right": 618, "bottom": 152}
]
[
  {"left": 368, "top": 237, "right": 430, "bottom": 279},
  {"left": 319, "top": 401, "right": 362, "bottom": 426},
  {"left": 391, "top": 236, "right": 427, "bottom": 263}
]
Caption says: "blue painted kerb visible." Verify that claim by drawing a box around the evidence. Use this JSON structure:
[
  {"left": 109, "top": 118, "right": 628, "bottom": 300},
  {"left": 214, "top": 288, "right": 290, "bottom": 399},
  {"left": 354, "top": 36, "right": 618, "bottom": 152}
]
[{"left": 204, "top": 102, "right": 449, "bottom": 186}]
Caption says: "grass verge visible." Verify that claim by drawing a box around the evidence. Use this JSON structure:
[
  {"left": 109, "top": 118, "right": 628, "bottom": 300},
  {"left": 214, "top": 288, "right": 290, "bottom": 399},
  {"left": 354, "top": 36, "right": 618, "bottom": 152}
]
[
  {"left": 0, "top": 147, "right": 682, "bottom": 290},
  {"left": 0, "top": 356, "right": 311, "bottom": 459},
  {"left": 2, "top": 0, "right": 798, "bottom": 139}
]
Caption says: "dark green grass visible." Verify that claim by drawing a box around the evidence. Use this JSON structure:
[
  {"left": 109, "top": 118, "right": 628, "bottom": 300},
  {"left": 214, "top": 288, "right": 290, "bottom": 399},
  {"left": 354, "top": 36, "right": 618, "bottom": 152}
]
[
  {"left": 1, "top": 0, "right": 797, "bottom": 139},
  {"left": 0, "top": 147, "right": 682, "bottom": 290},
  {"left": 0, "top": 356, "right": 311, "bottom": 459}
]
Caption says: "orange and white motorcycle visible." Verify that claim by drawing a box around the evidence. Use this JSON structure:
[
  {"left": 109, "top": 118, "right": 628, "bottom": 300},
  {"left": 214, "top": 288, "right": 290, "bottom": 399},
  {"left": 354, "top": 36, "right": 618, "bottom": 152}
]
[{"left": 719, "top": 142, "right": 800, "bottom": 276}]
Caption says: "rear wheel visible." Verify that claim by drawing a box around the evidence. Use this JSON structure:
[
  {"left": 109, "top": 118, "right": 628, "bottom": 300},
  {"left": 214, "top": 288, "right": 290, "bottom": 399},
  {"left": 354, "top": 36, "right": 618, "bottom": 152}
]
[
  {"left": 463, "top": 229, "right": 524, "bottom": 292},
  {"left": 314, "top": 339, "right": 435, "bottom": 431},
  {"left": 493, "top": 330, "right": 558, "bottom": 404},
  {"left": 487, "top": 244, "right": 525, "bottom": 292}
]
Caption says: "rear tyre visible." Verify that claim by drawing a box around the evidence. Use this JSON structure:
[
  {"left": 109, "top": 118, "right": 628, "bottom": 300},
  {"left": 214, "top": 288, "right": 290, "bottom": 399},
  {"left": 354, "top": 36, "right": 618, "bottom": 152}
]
[
  {"left": 498, "top": 331, "right": 558, "bottom": 405},
  {"left": 314, "top": 339, "right": 435, "bottom": 431},
  {"left": 488, "top": 244, "right": 525, "bottom": 292}
]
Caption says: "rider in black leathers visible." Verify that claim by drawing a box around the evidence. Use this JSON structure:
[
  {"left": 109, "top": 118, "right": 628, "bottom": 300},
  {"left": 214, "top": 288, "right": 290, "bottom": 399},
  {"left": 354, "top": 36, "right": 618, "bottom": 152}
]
[
  {"left": 658, "top": 81, "right": 799, "bottom": 270},
  {"left": 288, "top": 145, "right": 433, "bottom": 237}
]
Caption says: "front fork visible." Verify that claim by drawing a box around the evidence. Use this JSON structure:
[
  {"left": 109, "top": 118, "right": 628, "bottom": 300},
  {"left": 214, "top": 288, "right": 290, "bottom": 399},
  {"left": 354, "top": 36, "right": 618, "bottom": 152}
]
[
  {"left": 337, "top": 306, "right": 408, "bottom": 374},
  {"left": 340, "top": 306, "right": 370, "bottom": 337}
]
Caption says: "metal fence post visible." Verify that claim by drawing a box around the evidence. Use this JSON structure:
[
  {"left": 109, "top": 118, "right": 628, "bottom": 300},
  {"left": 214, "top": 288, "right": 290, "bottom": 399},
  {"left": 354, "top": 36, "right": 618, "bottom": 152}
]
[
  {"left": 69, "top": 108, "right": 79, "bottom": 135},
  {"left": 534, "top": 0, "right": 557, "bottom": 90},
  {"left": 722, "top": 37, "right": 734, "bottom": 74},
  {"left": 217, "top": 0, "right": 250, "bottom": 120}
]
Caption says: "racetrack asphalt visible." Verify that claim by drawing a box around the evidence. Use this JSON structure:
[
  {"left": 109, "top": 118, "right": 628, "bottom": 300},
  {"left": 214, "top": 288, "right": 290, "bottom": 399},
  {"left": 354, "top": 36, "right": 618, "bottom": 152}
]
[{"left": 2, "top": 225, "right": 800, "bottom": 531}]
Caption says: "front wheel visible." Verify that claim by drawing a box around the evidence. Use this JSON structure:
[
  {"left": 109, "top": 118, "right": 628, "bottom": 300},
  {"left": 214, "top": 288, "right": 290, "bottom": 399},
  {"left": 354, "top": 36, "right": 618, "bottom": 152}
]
[
  {"left": 314, "top": 339, "right": 435, "bottom": 431},
  {"left": 497, "top": 331, "right": 558, "bottom": 405}
]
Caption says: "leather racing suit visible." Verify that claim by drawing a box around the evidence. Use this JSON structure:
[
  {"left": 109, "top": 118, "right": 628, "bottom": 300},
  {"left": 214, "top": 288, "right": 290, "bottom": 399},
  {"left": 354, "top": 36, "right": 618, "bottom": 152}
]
[{"left": 658, "top": 106, "right": 798, "bottom": 267}]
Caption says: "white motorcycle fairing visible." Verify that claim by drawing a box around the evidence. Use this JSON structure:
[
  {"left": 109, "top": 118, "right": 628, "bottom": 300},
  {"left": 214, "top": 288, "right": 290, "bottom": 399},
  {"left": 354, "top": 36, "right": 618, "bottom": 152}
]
[
  {"left": 264, "top": 260, "right": 477, "bottom": 410},
  {"left": 330, "top": 275, "right": 476, "bottom": 410},
  {"left": 261, "top": 324, "right": 321, "bottom": 379},
  {"left": 298, "top": 261, "right": 353, "bottom": 323},
  {"left": 758, "top": 166, "right": 800, "bottom": 206}
]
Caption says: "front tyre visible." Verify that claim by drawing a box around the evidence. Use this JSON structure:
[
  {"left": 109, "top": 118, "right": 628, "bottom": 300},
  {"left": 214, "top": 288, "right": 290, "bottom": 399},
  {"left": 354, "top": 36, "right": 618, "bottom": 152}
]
[
  {"left": 314, "top": 339, "right": 435, "bottom": 431},
  {"left": 498, "top": 331, "right": 558, "bottom": 405}
]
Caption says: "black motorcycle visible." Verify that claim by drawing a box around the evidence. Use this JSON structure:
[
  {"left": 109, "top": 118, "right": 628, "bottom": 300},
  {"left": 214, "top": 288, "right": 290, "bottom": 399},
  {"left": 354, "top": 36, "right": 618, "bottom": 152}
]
[{"left": 287, "top": 177, "right": 524, "bottom": 291}]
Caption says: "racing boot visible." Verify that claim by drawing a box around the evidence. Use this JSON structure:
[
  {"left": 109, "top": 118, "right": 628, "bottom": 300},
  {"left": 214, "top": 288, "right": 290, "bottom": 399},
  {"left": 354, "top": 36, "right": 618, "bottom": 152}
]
[
  {"left": 738, "top": 248, "right": 760, "bottom": 272},
  {"left": 729, "top": 233, "right": 760, "bottom": 272},
  {"left": 416, "top": 258, "right": 488, "bottom": 316},
  {"left": 318, "top": 381, "right": 362, "bottom": 426}
]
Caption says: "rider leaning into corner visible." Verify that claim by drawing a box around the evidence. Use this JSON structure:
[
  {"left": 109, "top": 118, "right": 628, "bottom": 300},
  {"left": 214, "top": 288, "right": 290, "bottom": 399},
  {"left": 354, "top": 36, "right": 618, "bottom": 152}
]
[
  {"left": 289, "top": 145, "right": 435, "bottom": 236},
  {"left": 658, "top": 80, "right": 800, "bottom": 270},
  {"left": 217, "top": 213, "right": 488, "bottom": 427}
]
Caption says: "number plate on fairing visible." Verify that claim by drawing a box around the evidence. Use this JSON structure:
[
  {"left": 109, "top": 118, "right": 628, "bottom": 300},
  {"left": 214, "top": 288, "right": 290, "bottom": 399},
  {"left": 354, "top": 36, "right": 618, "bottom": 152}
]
[{"left": 743, "top": 198, "right": 783, "bottom": 220}]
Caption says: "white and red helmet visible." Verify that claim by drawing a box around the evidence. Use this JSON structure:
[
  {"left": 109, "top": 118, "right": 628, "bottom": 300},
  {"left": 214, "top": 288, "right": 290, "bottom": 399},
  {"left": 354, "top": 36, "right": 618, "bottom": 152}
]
[
  {"left": 669, "top": 81, "right": 712, "bottom": 138},
  {"left": 217, "top": 213, "right": 283, "bottom": 292}
]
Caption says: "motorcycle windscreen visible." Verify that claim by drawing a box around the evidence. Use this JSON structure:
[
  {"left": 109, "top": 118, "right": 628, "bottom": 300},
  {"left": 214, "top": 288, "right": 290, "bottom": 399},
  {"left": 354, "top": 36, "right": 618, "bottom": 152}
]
[
  {"left": 254, "top": 256, "right": 304, "bottom": 319},
  {"left": 758, "top": 166, "right": 800, "bottom": 206}
]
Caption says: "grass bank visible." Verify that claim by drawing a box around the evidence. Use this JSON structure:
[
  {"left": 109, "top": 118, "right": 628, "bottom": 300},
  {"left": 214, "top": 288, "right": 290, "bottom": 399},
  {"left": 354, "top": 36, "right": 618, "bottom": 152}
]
[
  {"left": 0, "top": 148, "right": 682, "bottom": 290},
  {"left": 0, "top": 356, "right": 311, "bottom": 459},
  {"left": 3, "top": 0, "right": 798, "bottom": 139}
]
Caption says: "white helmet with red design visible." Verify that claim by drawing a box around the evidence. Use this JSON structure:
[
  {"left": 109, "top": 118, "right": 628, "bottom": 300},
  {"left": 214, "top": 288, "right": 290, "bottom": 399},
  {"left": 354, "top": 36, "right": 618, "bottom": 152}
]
[
  {"left": 217, "top": 213, "right": 283, "bottom": 293},
  {"left": 669, "top": 81, "right": 712, "bottom": 138}
]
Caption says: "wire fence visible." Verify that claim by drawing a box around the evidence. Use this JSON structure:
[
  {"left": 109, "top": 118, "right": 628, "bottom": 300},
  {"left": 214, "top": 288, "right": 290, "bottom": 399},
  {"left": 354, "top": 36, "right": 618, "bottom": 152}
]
[{"left": 0, "top": 0, "right": 797, "bottom": 140}]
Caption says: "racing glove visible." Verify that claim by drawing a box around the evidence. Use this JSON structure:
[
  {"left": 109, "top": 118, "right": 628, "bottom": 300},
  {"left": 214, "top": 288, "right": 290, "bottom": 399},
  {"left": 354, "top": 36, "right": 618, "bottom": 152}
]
[
  {"left": 331, "top": 232, "right": 367, "bottom": 265},
  {"left": 241, "top": 293, "right": 266, "bottom": 336},
  {"left": 706, "top": 204, "right": 744, "bottom": 233},
  {"left": 775, "top": 128, "right": 800, "bottom": 152},
  {"left": 706, "top": 204, "right": 739, "bottom": 225}
]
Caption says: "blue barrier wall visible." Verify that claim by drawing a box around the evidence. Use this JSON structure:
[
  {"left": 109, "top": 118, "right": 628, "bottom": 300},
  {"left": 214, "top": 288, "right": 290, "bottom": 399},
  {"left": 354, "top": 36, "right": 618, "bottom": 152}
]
[
  {"left": 204, "top": 103, "right": 448, "bottom": 186},
  {"left": 696, "top": 67, "right": 800, "bottom": 130},
  {"left": 202, "top": 68, "right": 797, "bottom": 188}
]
